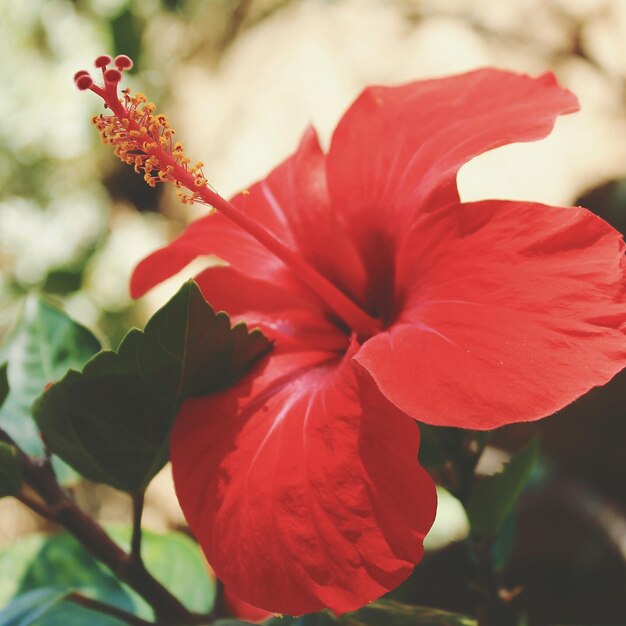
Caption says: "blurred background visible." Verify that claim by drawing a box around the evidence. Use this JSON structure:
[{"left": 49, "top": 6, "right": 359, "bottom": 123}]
[{"left": 1, "top": 0, "right": 626, "bottom": 624}]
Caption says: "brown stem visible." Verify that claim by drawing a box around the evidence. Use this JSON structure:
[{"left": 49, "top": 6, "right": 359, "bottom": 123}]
[
  {"left": 219, "top": 0, "right": 253, "bottom": 52},
  {"left": 15, "top": 492, "right": 54, "bottom": 520},
  {"left": 131, "top": 491, "right": 145, "bottom": 566},
  {"left": 1, "top": 428, "right": 208, "bottom": 624}
]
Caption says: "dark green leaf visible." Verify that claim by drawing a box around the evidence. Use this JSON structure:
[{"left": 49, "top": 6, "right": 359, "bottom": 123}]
[
  {"left": 417, "top": 423, "right": 450, "bottom": 470},
  {"left": 0, "top": 442, "right": 22, "bottom": 498},
  {"left": 0, "top": 296, "right": 101, "bottom": 484},
  {"left": 0, "top": 586, "right": 68, "bottom": 626},
  {"left": 0, "top": 365, "right": 15, "bottom": 495},
  {"left": 41, "top": 268, "right": 83, "bottom": 296},
  {"left": 342, "top": 600, "right": 476, "bottom": 626},
  {"left": 466, "top": 438, "right": 541, "bottom": 538},
  {"left": 0, "top": 364, "right": 8, "bottom": 409},
  {"left": 34, "top": 280, "right": 271, "bottom": 492},
  {"left": 110, "top": 8, "right": 143, "bottom": 62},
  {"left": 41, "top": 242, "right": 99, "bottom": 297},
  {"left": 217, "top": 600, "right": 477, "bottom": 626},
  {"left": 490, "top": 509, "right": 517, "bottom": 572},
  {"left": 418, "top": 426, "right": 488, "bottom": 474}
]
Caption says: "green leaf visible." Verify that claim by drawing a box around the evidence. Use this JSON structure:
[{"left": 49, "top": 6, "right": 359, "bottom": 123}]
[
  {"left": 30, "top": 600, "right": 129, "bottom": 626},
  {"left": 0, "top": 528, "right": 215, "bottom": 623},
  {"left": 108, "top": 526, "right": 216, "bottom": 613},
  {"left": 0, "top": 534, "right": 46, "bottom": 605},
  {"left": 466, "top": 438, "right": 541, "bottom": 538},
  {"left": 0, "top": 586, "right": 68, "bottom": 626},
  {"left": 0, "top": 442, "right": 22, "bottom": 498},
  {"left": 0, "top": 296, "right": 101, "bottom": 484},
  {"left": 218, "top": 600, "right": 477, "bottom": 626},
  {"left": 0, "top": 586, "right": 131, "bottom": 626},
  {"left": 34, "top": 280, "right": 271, "bottom": 492},
  {"left": 0, "top": 533, "right": 136, "bottom": 622},
  {"left": 489, "top": 509, "right": 517, "bottom": 572}
]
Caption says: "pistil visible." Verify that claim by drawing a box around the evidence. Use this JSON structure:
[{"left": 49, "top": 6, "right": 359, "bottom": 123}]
[{"left": 76, "top": 55, "right": 381, "bottom": 338}]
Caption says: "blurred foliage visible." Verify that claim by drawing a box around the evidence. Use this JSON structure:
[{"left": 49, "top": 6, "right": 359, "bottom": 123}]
[
  {"left": 217, "top": 601, "right": 477, "bottom": 626},
  {"left": 0, "top": 528, "right": 216, "bottom": 622},
  {"left": 0, "top": 296, "right": 101, "bottom": 457},
  {"left": 0, "top": 0, "right": 294, "bottom": 347},
  {"left": 577, "top": 178, "right": 626, "bottom": 235},
  {"left": 466, "top": 439, "right": 540, "bottom": 539},
  {"left": 0, "top": 442, "right": 22, "bottom": 499}
]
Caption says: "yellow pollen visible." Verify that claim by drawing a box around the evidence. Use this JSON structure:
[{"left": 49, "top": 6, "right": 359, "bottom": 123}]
[{"left": 91, "top": 85, "right": 212, "bottom": 207}]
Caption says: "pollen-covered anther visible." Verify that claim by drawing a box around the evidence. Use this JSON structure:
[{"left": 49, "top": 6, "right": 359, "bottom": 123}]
[
  {"left": 158, "top": 166, "right": 175, "bottom": 182},
  {"left": 81, "top": 55, "right": 210, "bottom": 207},
  {"left": 176, "top": 189, "right": 207, "bottom": 206}
]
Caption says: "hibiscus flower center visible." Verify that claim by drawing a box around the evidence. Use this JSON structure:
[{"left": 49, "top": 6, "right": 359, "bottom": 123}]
[
  {"left": 77, "top": 55, "right": 382, "bottom": 339},
  {"left": 360, "top": 231, "right": 399, "bottom": 328}
]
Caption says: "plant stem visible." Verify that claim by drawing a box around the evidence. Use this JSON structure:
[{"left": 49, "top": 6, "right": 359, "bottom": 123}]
[
  {"left": 131, "top": 491, "right": 145, "bottom": 566},
  {"left": 105, "top": 94, "right": 381, "bottom": 339},
  {"left": 453, "top": 431, "right": 512, "bottom": 626},
  {"left": 1, "top": 428, "right": 208, "bottom": 625},
  {"left": 474, "top": 537, "right": 508, "bottom": 626},
  {"left": 66, "top": 591, "right": 155, "bottom": 626},
  {"left": 15, "top": 492, "right": 54, "bottom": 520}
]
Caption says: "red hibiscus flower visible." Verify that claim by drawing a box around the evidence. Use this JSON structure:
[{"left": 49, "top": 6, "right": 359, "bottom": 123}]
[{"left": 78, "top": 57, "right": 626, "bottom": 616}]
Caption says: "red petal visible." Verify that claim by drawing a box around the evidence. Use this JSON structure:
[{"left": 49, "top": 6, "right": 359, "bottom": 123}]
[
  {"left": 260, "top": 127, "right": 367, "bottom": 303},
  {"left": 356, "top": 200, "right": 626, "bottom": 430},
  {"left": 129, "top": 210, "right": 295, "bottom": 299},
  {"left": 193, "top": 265, "right": 314, "bottom": 316},
  {"left": 194, "top": 265, "right": 348, "bottom": 352},
  {"left": 131, "top": 128, "right": 365, "bottom": 303},
  {"left": 171, "top": 345, "right": 436, "bottom": 615},
  {"left": 326, "top": 69, "right": 578, "bottom": 246}
]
